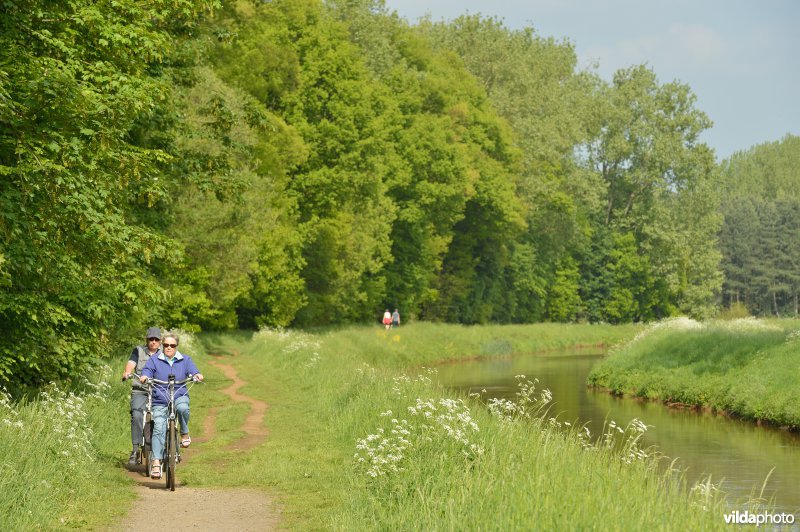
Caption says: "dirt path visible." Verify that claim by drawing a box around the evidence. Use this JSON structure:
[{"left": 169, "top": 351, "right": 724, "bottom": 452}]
[
  {"left": 204, "top": 358, "right": 270, "bottom": 451},
  {"left": 117, "top": 357, "right": 279, "bottom": 532}
]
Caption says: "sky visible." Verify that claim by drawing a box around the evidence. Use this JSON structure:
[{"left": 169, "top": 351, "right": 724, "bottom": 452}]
[{"left": 381, "top": 0, "right": 799, "bottom": 161}]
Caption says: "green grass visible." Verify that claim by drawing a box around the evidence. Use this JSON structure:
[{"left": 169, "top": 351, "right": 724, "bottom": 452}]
[
  {"left": 184, "top": 322, "right": 731, "bottom": 529},
  {"left": 588, "top": 317, "right": 800, "bottom": 428},
  {"left": 0, "top": 365, "right": 135, "bottom": 529},
  {"left": 1, "top": 321, "right": 753, "bottom": 530}
]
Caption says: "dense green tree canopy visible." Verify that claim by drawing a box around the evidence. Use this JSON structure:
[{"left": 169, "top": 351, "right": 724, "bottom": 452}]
[
  {"left": 4, "top": 0, "right": 777, "bottom": 389},
  {"left": 0, "top": 0, "right": 218, "bottom": 387},
  {"left": 718, "top": 135, "right": 800, "bottom": 315}
]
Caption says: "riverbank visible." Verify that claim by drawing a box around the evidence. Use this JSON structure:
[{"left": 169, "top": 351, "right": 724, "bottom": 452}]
[
  {"left": 193, "top": 322, "right": 743, "bottom": 529},
  {"left": 588, "top": 318, "right": 800, "bottom": 430}
]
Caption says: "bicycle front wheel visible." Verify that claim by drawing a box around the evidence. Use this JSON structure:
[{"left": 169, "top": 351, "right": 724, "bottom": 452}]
[
  {"left": 166, "top": 419, "right": 177, "bottom": 491},
  {"left": 143, "top": 417, "right": 153, "bottom": 477}
]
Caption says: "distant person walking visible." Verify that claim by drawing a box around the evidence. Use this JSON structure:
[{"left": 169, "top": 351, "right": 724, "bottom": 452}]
[
  {"left": 392, "top": 309, "right": 400, "bottom": 328},
  {"left": 382, "top": 309, "right": 392, "bottom": 330}
]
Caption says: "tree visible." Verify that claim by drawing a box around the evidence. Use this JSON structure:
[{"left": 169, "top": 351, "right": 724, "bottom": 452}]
[
  {"left": 546, "top": 257, "right": 584, "bottom": 322},
  {"left": 161, "top": 66, "right": 306, "bottom": 329},
  {"left": 417, "top": 14, "right": 604, "bottom": 322},
  {"left": 0, "top": 0, "right": 217, "bottom": 388},
  {"left": 211, "top": 0, "right": 399, "bottom": 325},
  {"left": 718, "top": 135, "right": 800, "bottom": 316},
  {"left": 581, "top": 65, "right": 721, "bottom": 320}
]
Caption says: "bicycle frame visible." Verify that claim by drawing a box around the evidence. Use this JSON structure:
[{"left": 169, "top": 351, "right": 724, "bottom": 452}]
[{"left": 148, "top": 374, "right": 195, "bottom": 491}]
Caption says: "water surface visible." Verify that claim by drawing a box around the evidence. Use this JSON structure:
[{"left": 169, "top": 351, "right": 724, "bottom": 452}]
[{"left": 437, "top": 349, "right": 800, "bottom": 513}]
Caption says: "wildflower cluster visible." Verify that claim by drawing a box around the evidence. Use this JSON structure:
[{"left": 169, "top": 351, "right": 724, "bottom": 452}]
[
  {"left": 254, "top": 326, "right": 320, "bottom": 352},
  {"left": 355, "top": 363, "right": 377, "bottom": 378},
  {"left": 282, "top": 335, "right": 321, "bottom": 354},
  {"left": 479, "top": 376, "right": 653, "bottom": 465},
  {"left": 598, "top": 418, "right": 652, "bottom": 464},
  {"left": 484, "top": 375, "right": 553, "bottom": 423},
  {"left": 40, "top": 383, "right": 96, "bottom": 464},
  {"left": 619, "top": 317, "right": 784, "bottom": 354},
  {"left": 354, "top": 396, "right": 484, "bottom": 479},
  {"left": 620, "top": 318, "right": 703, "bottom": 350},
  {"left": 574, "top": 425, "right": 593, "bottom": 450},
  {"left": 80, "top": 364, "right": 113, "bottom": 401},
  {"left": 786, "top": 329, "right": 800, "bottom": 344},
  {"left": 408, "top": 397, "right": 482, "bottom": 450},
  {"left": 391, "top": 368, "right": 435, "bottom": 395},
  {"left": 1, "top": 363, "right": 113, "bottom": 471},
  {"left": 254, "top": 326, "right": 322, "bottom": 367},
  {"left": 0, "top": 386, "right": 22, "bottom": 430},
  {"left": 303, "top": 352, "right": 321, "bottom": 369},
  {"left": 354, "top": 418, "right": 411, "bottom": 478},
  {"left": 172, "top": 329, "right": 202, "bottom": 356},
  {"left": 709, "top": 317, "right": 781, "bottom": 333},
  {"left": 253, "top": 326, "right": 293, "bottom": 342}
]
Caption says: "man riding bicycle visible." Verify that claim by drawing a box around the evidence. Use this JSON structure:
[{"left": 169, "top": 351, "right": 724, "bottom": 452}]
[
  {"left": 121, "top": 327, "right": 162, "bottom": 466},
  {"left": 139, "top": 332, "right": 203, "bottom": 479}
]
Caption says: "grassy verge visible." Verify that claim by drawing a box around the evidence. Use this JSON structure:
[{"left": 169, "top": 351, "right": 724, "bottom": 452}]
[
  {"left": 185, "top": 322, "right": 737, "bottom": 529},
  {"left": 0, "top": 365, "right": 134, "bottom": 529},
  {"left": 588, "top": 317, "right": 800, "bottom": 429}
]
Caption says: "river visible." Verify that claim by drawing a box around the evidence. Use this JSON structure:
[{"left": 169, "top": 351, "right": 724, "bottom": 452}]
[{"left": 437, "top": 348, "right": 800, "bottom": 514}]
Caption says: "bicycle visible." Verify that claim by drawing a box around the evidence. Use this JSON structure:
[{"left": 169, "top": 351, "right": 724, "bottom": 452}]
[
  {"left": 122, "top": 372, "right": 154, "bottom": 477},
  {"left": 147, "top": 374, "right": 200, "bottom": 491}
]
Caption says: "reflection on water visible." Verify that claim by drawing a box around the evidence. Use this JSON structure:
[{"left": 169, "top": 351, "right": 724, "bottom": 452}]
[{"left": 437, "top": 349, "right": 800, "bottom": 513}]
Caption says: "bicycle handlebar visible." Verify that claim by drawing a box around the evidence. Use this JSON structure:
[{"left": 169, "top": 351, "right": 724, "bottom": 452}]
[
  {"left": 146, "top": 375, "right": 201, "bottom": 385},
  {"left": 123, "top": 372, "right": 204, "bottom": 388}
]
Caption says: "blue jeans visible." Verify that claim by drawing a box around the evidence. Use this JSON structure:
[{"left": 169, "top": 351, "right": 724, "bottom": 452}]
[{"left": 151, "top": 395, "right": 190, "bottom": 461}]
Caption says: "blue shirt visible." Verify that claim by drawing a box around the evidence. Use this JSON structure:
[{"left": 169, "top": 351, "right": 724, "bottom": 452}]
[{"left": 141, "top": 351, "right": 200, "bottom": 406}]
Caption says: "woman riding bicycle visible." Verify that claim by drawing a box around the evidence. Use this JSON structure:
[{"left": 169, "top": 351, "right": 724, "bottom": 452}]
[{"left": 139, "top": 332, "right": 203, "bottom": 479}]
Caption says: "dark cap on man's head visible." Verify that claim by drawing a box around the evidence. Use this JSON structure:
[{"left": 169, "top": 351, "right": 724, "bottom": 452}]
[{"left": 146, "top": 327, "right": 161, "bottom": 339}]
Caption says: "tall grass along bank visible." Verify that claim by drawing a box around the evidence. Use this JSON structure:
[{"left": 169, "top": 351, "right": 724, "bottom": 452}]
[
  {"left": 193, "top": 323, "right": 737, "bottom": 530},
  {"left": 588, "top": 317, "right": 800, "bottom": 429}
]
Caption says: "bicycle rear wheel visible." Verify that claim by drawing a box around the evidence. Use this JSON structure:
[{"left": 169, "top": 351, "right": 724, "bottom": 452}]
[{"left": 166, "top": 419, "right": 177, "bottom": 491}]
